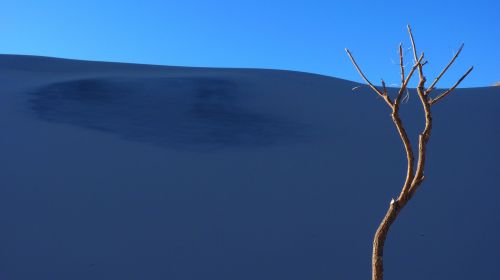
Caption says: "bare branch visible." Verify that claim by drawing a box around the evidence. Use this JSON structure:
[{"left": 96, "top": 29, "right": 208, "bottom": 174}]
[
  {"left": 407, "top": 25, "right": 426, "bottom": 83},
  {"left": 430, "top": 66, "right": 474, "bottom": 105},
  {"left": 345, "top": 48, "right": 393, "bottom": 108},
  {"left": 426, "top": 43, "right": 465, "bottom": 95},
  {"left": 407, "top": 25, "right": 418, "bottom": 61},
  {"left": 399, "top": 43, "right": 405, "bottom": 86},
  {"left": 345, "top": 48, "right": 384, "bottom": 96},
  {"left": 392, "top": 112, "right": 414, "bottom": 200},
  {"left": 381, "top": 79, "right": 388, "bottom": 95},
  {"left": 408, "top": 86, "right": 432, "bottom": 195},
  {"left": 395, "top": 53, "right": 424, "bottom": 107}
]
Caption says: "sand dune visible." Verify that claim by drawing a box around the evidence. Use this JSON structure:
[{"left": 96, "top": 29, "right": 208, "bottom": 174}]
[{"left": 1, "top": 55, "right": 499, "bottom": 280}]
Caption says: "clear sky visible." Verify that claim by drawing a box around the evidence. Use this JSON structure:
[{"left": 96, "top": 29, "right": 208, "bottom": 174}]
[{"left": 1, "top": 0, "right": 498, "bottom": 87}]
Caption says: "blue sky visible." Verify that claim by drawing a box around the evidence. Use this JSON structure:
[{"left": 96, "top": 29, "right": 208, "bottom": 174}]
[{"left": 1, "top": 0, "right": 498, "bottom": 87}]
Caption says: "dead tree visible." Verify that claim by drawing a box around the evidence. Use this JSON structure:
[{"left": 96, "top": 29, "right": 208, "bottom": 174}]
[{"left": 345, "top": 25, "right": 473, "bottom": 280}]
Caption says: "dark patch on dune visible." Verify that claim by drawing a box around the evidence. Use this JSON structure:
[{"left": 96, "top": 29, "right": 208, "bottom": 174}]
[{"left": 29, "top": 77, "right": 307, "bottom": 150}]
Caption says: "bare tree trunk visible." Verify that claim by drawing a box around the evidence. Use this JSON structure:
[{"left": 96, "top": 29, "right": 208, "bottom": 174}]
[{"left": 372, "top": 200, "right": 401, "bottom": 280}]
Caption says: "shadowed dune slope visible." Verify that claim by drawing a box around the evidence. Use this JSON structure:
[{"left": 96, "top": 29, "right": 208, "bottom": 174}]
[{"left": 1, "top": 55, "right": 499, "bottom": 280}]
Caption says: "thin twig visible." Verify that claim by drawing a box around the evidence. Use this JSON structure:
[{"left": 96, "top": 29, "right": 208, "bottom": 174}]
[
  {"left": 426, "top": 43, "right": 465, "bottom": 95},
  {"left": 430, "top": 66, "right": 474, "bottom": 105},
  {"left": 407, "top": 25, "right": 425, "bottom": 84},
  {"left": 399, "top": 43, "right": 405, "bottom": 86},
  {"left": 345, "top": 48, "right": 393, "bottom": 107},
  {"left": 381, "top": 79, "right": 388, "bottom": 95},
  {"left": 402, "top": 88, "right": 410, "bottom": 103}
]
